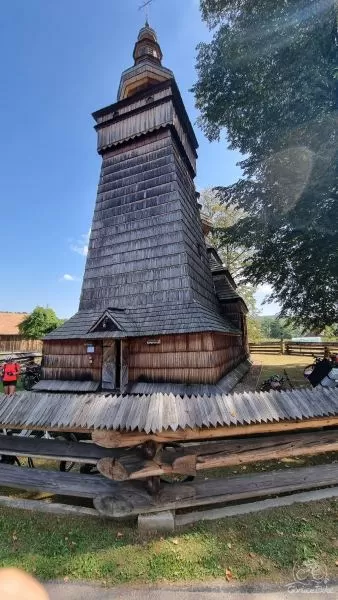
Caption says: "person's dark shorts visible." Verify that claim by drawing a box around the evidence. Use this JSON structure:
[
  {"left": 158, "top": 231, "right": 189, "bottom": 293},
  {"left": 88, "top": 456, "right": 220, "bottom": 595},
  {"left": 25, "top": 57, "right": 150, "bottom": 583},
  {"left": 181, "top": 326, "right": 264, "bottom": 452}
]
[{"left": 3, "top": 380, "right": 17, "bottom": 387}]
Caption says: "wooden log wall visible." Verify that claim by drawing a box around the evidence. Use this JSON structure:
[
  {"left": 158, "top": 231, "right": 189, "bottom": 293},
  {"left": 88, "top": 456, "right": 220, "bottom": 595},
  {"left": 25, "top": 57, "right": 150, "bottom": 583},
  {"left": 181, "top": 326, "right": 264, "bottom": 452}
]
[
  {"left": 128, "top": 332, "right": 246, "bottom": 384},
  {"left": 42, "top": 340, "right": 102, "bottom": 381},
  {"left": 0, "top": 336, "right": 42, "bottom": 353},
  {"left": 220, "top": 302, "right": 249, "bottom": 357}
]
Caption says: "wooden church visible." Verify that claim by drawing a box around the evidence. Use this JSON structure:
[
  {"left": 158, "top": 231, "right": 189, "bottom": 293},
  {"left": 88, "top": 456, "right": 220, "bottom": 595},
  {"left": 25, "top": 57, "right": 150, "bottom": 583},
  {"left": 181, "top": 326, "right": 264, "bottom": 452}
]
[{"left": 41, "top": 23, "right": 249, "bottom": 393}]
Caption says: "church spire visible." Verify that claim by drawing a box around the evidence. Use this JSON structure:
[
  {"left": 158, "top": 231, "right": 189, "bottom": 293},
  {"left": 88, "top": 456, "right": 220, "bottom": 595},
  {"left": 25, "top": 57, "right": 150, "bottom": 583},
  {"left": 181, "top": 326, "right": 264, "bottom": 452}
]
[
  {"left": 133, "top": 22, "right": 163, "bottom": 66},
  {"left": 117, "top": 23, "right": 173, "bottom": 101}
]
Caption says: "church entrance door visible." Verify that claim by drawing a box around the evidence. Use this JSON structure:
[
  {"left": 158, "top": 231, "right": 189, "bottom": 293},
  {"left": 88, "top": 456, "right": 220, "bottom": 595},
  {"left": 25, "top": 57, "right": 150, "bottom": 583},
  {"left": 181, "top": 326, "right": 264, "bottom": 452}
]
[{"left": 102, "top": 340, "right": 121, "bottom": 391}]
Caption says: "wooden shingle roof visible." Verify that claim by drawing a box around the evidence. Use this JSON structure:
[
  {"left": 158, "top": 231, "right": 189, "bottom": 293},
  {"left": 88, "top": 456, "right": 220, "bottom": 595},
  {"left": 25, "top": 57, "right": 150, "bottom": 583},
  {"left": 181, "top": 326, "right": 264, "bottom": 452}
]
[
  {"left": 206, "top": 248, "right": 244, "bottom": 304},
  {"left": 0, "top": 312, "right": 27, "bottom": 335},
  {"left": 45, "top": 302, "right": 241, "bottom": 340}
]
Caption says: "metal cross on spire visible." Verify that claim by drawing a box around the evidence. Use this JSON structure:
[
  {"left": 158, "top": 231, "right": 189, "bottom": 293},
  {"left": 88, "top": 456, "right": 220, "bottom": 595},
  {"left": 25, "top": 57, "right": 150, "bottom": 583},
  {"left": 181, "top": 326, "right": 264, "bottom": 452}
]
[{"left": 138, "top": 0, "right": 154, "bottom": 25}]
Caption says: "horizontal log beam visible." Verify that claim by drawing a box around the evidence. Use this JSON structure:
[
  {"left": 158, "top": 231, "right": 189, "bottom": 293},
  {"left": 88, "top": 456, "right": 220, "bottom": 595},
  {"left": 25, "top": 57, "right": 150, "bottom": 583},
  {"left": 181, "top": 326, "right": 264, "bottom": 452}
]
[
  {"left": 0, "top": 434, "right": 124, "bottom": 463},
  {"left": 92, "top": 416, "right": 338, "bottom": 448},
  {"left": 1, "top": 462, "right": 338, "bottom": 519},
  {"left": 96, "top": 429, "right": 338, "bottom": 481},
  {"left": 94, "top": 462, "right": 338, "bottom": 517}
]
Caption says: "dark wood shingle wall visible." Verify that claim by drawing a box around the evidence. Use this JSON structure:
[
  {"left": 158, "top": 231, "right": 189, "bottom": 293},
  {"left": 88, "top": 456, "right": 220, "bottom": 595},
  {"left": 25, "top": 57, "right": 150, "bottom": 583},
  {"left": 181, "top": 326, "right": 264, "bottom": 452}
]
[
  {"left": 129, "top": 332, "right": 245, "bottom": 384},
  {"left": 79, "top": 127, "right": 223, "bottom": 315},
  {"left": 43, "top": 341, "right": 102, "bottom": 382}
]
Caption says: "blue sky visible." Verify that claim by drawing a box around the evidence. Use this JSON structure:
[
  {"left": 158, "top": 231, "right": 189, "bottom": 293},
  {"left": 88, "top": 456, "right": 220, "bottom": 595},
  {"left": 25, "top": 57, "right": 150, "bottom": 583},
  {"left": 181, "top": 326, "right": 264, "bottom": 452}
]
[{"left": 0, "top": 0, "right": 278, "bottom": 317}]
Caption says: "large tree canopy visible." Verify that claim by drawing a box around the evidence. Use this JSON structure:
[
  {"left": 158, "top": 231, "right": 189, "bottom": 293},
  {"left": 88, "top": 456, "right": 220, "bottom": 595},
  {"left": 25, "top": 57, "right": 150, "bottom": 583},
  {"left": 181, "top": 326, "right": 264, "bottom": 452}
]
[
  {"left": 194, "top": 0, "right": 338, "bottom": 331},
  {"left": 19, "top": 307, "right": 64, "bottom": 339}
]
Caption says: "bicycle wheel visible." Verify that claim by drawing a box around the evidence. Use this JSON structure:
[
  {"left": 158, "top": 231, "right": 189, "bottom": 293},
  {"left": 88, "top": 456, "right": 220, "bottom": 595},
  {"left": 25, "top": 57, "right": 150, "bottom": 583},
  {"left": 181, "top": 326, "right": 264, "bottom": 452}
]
[
  {"left": 60, "top": 460, "right": 76, "bottom": 472},
  {"left": 56, "top": 433, "right": 78, "bottom": 472},
  {"left": 22, "top": 374, "right": 35, "bottom": 391}
]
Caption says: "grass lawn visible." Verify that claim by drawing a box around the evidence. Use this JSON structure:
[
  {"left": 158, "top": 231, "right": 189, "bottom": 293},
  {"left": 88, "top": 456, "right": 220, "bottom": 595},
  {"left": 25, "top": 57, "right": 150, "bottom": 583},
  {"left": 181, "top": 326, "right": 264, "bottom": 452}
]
[
  {"left": 252, "top": 352, "right": 311, "bottom": 389},
  {"left": 0, "top": 353, "right": 337, "bottom": 586},
  {"left": 0, "top": 380, "right": 24, "bottom": 393},
  {"left": 0, "top": 500, "right": 338, "bottom": 585}
]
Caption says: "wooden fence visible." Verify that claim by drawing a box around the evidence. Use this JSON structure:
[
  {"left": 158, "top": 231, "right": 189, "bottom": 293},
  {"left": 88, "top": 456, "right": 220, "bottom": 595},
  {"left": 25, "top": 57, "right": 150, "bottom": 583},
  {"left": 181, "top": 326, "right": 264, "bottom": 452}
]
[
  {"left": 285, "top": 341, "right": 338, "bottom": 357},
  {"left": 249, "top": 340, "right": 338, "bottom": 356},
  {"left": 0, "top": 336, "right": 42, "bottom": 353},
  {"left": 249, "top": 341, "right": 283, "bottom": 354}
]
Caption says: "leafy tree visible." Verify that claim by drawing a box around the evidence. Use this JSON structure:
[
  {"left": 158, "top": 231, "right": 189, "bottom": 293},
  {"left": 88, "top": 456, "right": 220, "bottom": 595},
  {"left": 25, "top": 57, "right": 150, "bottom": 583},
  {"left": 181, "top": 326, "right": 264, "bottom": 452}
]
[
  {"left": 246, "top": 311, "right": 262, "bottom": 342},
  {"left": 200, "top": 188, "right": 251, "bottom": 277},
  {"left": 260, "top": 315, "right": 303, "bottom": 339},
  {"left": 19, "top": 307, "right": 64, "bottom": 339},
  {"left": 322, "top": 324, "right": 338, "bottom": 340},
  {"left": 194, "top": 0, "right": 338, "bottom": 331}
]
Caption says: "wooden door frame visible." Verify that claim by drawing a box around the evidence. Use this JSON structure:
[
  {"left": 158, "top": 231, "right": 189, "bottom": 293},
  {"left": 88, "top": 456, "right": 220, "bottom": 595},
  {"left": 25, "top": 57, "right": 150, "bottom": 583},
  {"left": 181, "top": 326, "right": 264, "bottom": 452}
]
[
  {"left": 115, "top": 339, "right": 121, "bottom": 390},
  {"left": 100, "top": 339, "right": 123, "bottom": 391}
]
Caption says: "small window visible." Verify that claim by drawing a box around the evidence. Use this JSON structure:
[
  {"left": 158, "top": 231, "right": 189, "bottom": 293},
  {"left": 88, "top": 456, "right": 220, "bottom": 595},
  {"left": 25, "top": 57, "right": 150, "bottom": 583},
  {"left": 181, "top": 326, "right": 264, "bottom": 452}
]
[{"left": 96, "top": 316, "right": 119, "bottom": 332}]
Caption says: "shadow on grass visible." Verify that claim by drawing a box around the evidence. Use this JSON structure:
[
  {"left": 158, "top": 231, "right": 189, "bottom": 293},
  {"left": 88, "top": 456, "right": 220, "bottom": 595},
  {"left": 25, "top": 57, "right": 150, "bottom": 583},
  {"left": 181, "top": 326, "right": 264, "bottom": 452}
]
[{"left": 0, "top": 498, "right": 337, "bottom": 585}]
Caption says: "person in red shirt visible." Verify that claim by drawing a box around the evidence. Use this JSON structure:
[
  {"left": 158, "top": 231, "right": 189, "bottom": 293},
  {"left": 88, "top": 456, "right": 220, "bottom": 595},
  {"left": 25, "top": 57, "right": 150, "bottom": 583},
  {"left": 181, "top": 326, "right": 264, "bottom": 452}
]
[{"left": 1, "top": 356, "right": 20, "bottom": 395}]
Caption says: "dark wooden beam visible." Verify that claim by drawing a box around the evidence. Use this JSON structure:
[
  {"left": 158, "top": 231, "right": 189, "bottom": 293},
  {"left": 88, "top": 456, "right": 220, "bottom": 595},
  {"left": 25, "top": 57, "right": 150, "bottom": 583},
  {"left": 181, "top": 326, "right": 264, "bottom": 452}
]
[
  {"left": 97, "top": 429, "right": 338, "bottom": 481},
  {"left": 0, "top": 434, "right": 124, "bottom": 464},
  {"left": 94, "top": 461, "right": 338, "bottom": 517}
]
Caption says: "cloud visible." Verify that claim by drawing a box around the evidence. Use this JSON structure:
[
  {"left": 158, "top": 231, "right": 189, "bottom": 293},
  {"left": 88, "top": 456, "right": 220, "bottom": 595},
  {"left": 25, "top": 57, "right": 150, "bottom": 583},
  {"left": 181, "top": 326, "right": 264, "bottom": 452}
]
[
  {"left": 60, "top": 274, "right": 80, "bottom": 282},
  {"left": 70, "top": 230, "right": 90, "bottom": 257}
]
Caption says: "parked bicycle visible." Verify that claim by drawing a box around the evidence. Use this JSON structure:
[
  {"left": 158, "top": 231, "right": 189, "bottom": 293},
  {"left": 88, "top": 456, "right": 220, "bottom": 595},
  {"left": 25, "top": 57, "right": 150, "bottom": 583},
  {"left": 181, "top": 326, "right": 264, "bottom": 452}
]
[
  {"left": 0, "top": 429, "right": 45, "bottom": 467},
  {"left": 260, "top": 374, "right": 286, "bottom": 392},
  {"left": 22, "top": 364, "right": 42, "bottom": 391}
]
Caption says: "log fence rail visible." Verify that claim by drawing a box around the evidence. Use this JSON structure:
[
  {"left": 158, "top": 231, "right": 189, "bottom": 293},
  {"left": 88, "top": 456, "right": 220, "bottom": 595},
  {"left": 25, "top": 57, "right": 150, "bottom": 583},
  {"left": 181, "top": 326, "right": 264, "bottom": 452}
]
[{"left": 249, "top": 340, "right": 338, "bottom": 356}]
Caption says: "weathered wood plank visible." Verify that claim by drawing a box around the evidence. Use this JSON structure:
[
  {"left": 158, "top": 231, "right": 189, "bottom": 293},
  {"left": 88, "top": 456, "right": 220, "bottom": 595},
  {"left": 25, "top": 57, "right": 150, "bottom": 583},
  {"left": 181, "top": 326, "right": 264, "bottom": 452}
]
[
  {"left": 1, "top": 461, "right": 338, "bottom": 519},
  {"left": 94, "top": 462, "right": 338, "bottom": 517},
  {"left": 0, "top": 464, "right": 118, "bottom": 498},
  {"left": 176, "top": 486, "right": 338, "bottom": 527},
  {"left": 94, "top": 430, "right": 338, "bottom": 481},
  {"left": 0, "top": 434, "right": 123, "bottom": 463},
  {"left": 0, "top": 495, "right": 99, "bottom": 518},
  {"left": 92, "top": 416, "right": 338, "bottom": 447}
]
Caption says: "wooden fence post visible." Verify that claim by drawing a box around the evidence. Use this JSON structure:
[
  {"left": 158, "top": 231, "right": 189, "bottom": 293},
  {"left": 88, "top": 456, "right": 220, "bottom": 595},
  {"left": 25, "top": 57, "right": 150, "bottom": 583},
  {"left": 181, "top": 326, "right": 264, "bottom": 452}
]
[{"left": 280, "top": 338, "right": 285, "bottom": 355}]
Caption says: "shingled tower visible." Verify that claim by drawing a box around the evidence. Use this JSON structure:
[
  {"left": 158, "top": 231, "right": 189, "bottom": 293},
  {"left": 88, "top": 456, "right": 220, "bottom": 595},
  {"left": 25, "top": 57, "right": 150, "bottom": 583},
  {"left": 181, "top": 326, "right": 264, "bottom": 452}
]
[{"left": 43, "top": 24, "right": 248, "bottom": 392}]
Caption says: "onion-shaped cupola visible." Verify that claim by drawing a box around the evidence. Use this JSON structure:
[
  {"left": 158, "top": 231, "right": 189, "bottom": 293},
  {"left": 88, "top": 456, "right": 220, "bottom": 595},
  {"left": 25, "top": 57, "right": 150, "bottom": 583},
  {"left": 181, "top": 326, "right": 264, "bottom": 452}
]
[
  {"left": 133, "top": 21, "right": 163, "bottom": 65},
  {"left": 117, "top": 22, "right": 173, "bottom": 101}
]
